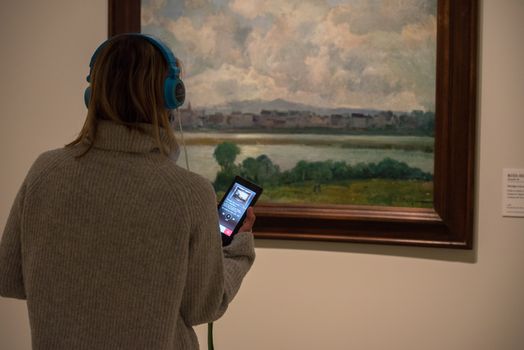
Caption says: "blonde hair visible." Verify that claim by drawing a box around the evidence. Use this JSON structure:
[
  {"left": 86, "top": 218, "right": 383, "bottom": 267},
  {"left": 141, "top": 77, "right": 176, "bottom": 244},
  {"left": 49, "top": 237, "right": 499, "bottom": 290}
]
[{"left": 68, "top": 34, "right": 177, "bottom": 156}]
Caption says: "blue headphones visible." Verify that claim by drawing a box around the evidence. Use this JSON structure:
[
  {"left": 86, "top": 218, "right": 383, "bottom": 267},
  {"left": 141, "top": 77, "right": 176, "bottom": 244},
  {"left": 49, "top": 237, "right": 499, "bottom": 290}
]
[{"left": 84, "top": 33, "right": 185, "bottom": 109}]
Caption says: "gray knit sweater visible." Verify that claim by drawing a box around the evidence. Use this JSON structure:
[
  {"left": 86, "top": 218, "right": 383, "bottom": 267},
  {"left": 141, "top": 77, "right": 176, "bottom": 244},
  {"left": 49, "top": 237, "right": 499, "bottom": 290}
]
[{"left": 0, "top": 121, "right": 255, "bottom": 349}]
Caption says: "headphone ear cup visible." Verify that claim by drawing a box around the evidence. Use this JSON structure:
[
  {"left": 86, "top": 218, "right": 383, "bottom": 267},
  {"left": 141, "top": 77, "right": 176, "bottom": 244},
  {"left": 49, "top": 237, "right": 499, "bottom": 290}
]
[
  {"left": 84, "top": 87, "right": 91, "bottom": 108},
  {"left": 164, "top": 77, "right": 185, "bottom": 109}
]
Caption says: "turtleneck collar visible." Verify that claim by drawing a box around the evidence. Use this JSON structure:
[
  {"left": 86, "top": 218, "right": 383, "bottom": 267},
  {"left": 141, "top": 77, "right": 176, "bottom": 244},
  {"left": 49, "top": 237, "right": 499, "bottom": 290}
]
[{"left": 90, "top": 121, "right": 179, "bottom": 158}]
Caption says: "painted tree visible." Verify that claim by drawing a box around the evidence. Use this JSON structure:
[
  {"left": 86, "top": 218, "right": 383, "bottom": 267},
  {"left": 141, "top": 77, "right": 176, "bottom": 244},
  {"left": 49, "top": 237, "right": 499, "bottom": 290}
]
[
  {"left": 212, "top": 142, "right": 241, "bottom": 191},
  {"left": 213, "top": 142, "right": 240, "bottom": 171}
]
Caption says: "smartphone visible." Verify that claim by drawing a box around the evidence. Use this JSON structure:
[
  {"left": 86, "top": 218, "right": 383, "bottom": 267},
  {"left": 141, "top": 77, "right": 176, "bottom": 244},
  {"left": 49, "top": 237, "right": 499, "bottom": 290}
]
[{"left": 217, "top": 176, "right": 263, "bottom": 246}]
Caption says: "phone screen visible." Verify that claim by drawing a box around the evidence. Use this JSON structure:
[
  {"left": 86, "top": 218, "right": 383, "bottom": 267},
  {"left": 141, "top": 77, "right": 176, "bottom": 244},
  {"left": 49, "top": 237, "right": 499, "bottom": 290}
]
[{"left": 217, "top": 177, "right": 262, "bottom": 245}]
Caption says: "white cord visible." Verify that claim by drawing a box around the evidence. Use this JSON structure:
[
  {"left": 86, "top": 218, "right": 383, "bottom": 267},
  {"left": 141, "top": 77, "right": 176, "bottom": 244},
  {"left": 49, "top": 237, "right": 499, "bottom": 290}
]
[
  {"left": 176, "top": 108, "right": 190, "bottom": 171},
  {"left": 174, "top": 108, "right": 215, "bottom": 349}
]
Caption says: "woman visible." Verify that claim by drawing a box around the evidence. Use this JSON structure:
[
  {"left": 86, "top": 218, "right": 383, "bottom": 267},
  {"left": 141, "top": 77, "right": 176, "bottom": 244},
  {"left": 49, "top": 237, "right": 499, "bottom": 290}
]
[{"left": 0, "top": 34, "right": 255, "bottom": 349}]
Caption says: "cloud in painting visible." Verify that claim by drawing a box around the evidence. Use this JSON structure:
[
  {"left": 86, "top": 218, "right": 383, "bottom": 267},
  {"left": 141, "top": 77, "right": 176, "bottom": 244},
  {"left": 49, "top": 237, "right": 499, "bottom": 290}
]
[{"left": 142, "top": 0, "right": 437, "bottom": 112}]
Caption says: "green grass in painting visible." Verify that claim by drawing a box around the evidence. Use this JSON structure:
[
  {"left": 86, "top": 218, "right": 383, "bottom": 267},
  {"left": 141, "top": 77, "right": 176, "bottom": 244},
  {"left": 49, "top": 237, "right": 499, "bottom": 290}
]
[{"left": 254, "top": 179, "right": 433, "bottom": 208}]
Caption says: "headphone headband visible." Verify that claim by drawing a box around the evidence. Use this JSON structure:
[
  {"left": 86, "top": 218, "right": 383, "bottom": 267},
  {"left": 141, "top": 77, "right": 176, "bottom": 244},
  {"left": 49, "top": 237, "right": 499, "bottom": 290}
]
[{"left": 85, "top": 33, "right": 185, "bottom": 109}]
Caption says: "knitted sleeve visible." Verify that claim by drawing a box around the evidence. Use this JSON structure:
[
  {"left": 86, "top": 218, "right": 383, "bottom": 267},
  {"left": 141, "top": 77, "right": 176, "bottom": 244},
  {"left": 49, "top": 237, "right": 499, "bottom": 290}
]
[
  {"left": 0, "top": 150, "right": 65, "bottom": 300},
  {"left": 179, "top": 181, "right": 255, "bottom": 326},
  {"left": 0, "top": 181, "right": 27, "bottom": 299}
]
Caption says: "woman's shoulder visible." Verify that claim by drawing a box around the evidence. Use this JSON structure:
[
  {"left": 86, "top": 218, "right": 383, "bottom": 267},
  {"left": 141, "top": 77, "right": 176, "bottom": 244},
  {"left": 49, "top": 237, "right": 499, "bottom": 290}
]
[
  {"left": 25, "top": 147, "right": 76, "bottom": 187},
  {"left": 156, "top": 161, "right": 217, "bottom": 205}
]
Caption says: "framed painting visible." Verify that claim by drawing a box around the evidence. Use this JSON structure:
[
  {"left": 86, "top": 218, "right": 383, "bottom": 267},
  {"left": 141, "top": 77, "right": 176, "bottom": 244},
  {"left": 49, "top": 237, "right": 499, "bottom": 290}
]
[{"left": 108, "top": 0, "right": 477, "bottom": 248}]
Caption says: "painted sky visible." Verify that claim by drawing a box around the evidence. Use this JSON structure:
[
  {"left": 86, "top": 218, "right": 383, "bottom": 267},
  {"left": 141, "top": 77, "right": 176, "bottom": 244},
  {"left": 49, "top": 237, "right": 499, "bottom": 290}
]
[{"left": 142, "top": 0, "right": 437, "bottom": 112}]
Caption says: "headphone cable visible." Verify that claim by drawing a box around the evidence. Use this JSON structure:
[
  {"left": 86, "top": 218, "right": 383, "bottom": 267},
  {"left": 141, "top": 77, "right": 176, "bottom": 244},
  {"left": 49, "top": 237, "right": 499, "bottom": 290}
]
[
  {"left": 176, "top": 108, "right": 190, "bottom": 171},
  {"left": 175, "top": 108, "right": 215, "bottom": 350},
  {"left": 208, "top": 322, "right": 215, "bottom": 350}
]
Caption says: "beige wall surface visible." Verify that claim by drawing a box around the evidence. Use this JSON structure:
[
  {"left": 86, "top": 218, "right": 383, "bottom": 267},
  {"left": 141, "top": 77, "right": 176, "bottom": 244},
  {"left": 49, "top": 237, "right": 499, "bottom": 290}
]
[{"left": 1, "top": 1, "right": 523, "bottom": 349}]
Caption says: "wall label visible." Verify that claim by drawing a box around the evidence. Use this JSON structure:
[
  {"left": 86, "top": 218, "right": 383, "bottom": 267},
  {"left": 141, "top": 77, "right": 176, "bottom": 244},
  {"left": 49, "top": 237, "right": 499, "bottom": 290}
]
[{"left": 503, "top": 168, "right": 524, "bottom": 218}]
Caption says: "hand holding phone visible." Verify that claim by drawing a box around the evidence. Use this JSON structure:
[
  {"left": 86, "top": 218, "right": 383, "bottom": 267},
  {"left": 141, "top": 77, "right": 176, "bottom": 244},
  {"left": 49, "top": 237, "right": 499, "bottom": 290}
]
[
  {"left": 217, "top": 176, "right": 262, "bottom": 246},
  {"left": 238, "top": 207, "right": 256, "bottom": 233}
]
